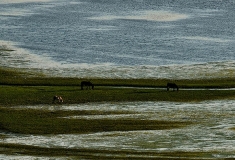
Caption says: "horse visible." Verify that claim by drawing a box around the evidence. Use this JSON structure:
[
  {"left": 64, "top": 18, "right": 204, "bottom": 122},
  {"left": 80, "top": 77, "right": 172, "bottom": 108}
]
[
  {"left": 167, "top": 83, "right": 179, "bottom": 91},
  {"left": 81, "top": 81, "right": 94, "bottom": 90},
  {"left": 53, "top": 95, "right": 63, "bottom": 103}
]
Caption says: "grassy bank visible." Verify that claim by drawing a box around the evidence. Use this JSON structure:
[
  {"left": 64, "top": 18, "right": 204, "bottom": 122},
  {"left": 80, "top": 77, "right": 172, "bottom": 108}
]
[
  {"left": 1, "top": 67, "right": 235, "bottom": 105},
  {"left": 1, "top": 85, "right": 235, "bottom": 106},
  {"left": 1, "top": 67, "right": 235, "bottom": 88}
]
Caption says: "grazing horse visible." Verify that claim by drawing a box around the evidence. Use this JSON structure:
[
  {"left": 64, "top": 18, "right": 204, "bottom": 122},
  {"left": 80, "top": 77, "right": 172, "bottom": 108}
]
[
  {"left": 81, "top": 81, "right": 94, "bottom": 90},
  {"left": 53, "top": 95, "right": 63, "bottom": 103},
  {"left": 167, "top": 83, "right": 179, "bottom": 91}
]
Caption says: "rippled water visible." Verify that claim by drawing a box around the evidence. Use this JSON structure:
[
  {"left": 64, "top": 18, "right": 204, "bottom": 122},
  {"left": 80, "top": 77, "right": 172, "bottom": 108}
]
[
  {"left": 1, "top": 40, "right": 235, "bottom": 79},
  {"left": 0, "top": 0, "right": 235, "bottom": 79},
  {"left": 1, "top": 100, "right": 235, "bottom": 159},
  {"left": 1, "top": 0, "right": 235, "bottom": 159}
]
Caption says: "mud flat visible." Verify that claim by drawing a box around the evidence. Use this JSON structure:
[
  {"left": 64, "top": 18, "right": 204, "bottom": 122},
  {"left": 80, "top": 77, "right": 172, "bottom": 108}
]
[
  {"left": 1, "top": 67, "right": 235, "bottom": 159},
  {"left": 1, "top": 101, "right": 235, "bottom": 159}
]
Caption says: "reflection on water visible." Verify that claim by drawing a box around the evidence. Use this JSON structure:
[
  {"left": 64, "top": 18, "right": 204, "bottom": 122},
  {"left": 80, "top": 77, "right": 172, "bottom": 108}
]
[{"left": 1, "top": 100, "right": 235, "bottom": 159}]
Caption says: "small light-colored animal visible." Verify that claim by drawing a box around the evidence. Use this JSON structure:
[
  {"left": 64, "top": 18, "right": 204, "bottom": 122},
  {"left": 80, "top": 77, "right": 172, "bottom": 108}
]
[{"left": 53, "top": 95, "right": 63, "bottom": 103}]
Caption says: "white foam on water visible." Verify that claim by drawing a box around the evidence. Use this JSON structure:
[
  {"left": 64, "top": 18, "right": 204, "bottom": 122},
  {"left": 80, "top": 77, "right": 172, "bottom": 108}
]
[
  {"left": 2, "top": 100, "right": 235, "bottom": 158},
  {"left": 125, "top": 10, "right": 189, "bottom": 22},
  {"left": 41, "top": 61, "right": 235, "bottom": 79},
  {"left": 0, "top": 8, "right": 34, "bottom": 17},
  {"left": 0, "top": 0, "right": 79, "bottom": 19},
  {"left": 191, "top": 8, "right": 223, "bottom": 18},
  {"left": 0, "top": 155, "right": 66, "bottom": 160},
  {"left": 61, "top": 114, "right": 145, "bottom": 120},
  {"left": 90, "top": 10, "right": 189, "bottom": 22},
  {"left": 0, "top": 40, "right": 62, "bottom": 69},
  {"left": 1, "top": 40, "right": 235, "bottom": 79}
]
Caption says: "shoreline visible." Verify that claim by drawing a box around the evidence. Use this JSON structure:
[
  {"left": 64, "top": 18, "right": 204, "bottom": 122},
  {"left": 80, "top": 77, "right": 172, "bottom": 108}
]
[
  {"left": 1, "top": 67, "right": 235, "bottom": 87},
  {"left": 1, "top": 66, "right": 235, "bottom": 159},
  {"left": 1, "top": 66, "right": 235, "bottom": 106}
]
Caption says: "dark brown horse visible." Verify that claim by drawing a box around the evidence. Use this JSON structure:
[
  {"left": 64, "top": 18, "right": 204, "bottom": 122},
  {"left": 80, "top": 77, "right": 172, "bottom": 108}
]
[
  {"left": 167, "top": 83, "right": 179, "bottom": 91},
  {"left": 81, "top": 81, "right": 94, "bottom": 90}
]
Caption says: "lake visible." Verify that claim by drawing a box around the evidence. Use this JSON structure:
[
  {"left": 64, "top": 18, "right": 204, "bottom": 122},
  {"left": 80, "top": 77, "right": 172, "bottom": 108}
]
[{"left": 0, "top": 0, "right": 235, "bottom": 79}]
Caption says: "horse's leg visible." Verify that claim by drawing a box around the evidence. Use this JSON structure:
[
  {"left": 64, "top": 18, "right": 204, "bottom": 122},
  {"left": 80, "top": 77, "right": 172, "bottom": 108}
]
[{"left": 81, "top": 83, "right": 84, "bottom": 90}]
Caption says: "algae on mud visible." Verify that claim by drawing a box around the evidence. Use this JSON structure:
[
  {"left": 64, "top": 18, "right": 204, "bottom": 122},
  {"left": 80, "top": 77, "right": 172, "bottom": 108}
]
[
  {"left": 1, "top": 100, "right": 235, "bottom": 159},
  {"left": 1, "top": 67, "right": 235, "bottom": 159},
  {"left": 0, "top": 143, "right": 220, "bottom": 159},
  {"left": 0, "top": 107, "right": 191, "bottom": 134}
]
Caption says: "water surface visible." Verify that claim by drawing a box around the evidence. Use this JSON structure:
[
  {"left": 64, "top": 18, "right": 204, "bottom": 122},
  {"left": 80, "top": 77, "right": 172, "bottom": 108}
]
[
  {"left": 0, "top": 0, "right": 235, "bottom": 79},
  {"left": 1, "top": 100, "right": 235, "bottom": 159}
]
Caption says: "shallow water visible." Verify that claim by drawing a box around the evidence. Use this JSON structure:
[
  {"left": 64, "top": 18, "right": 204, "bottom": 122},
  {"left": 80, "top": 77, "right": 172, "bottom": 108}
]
[
  {"left": 1, "top": 100, "right": 235, "bottom": 159},
  {"left": 1, "top": 0, "right": 235, "bottom": 158},
  {"left": 1, "top": 42, "right": 235, "bottom": 79}
]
